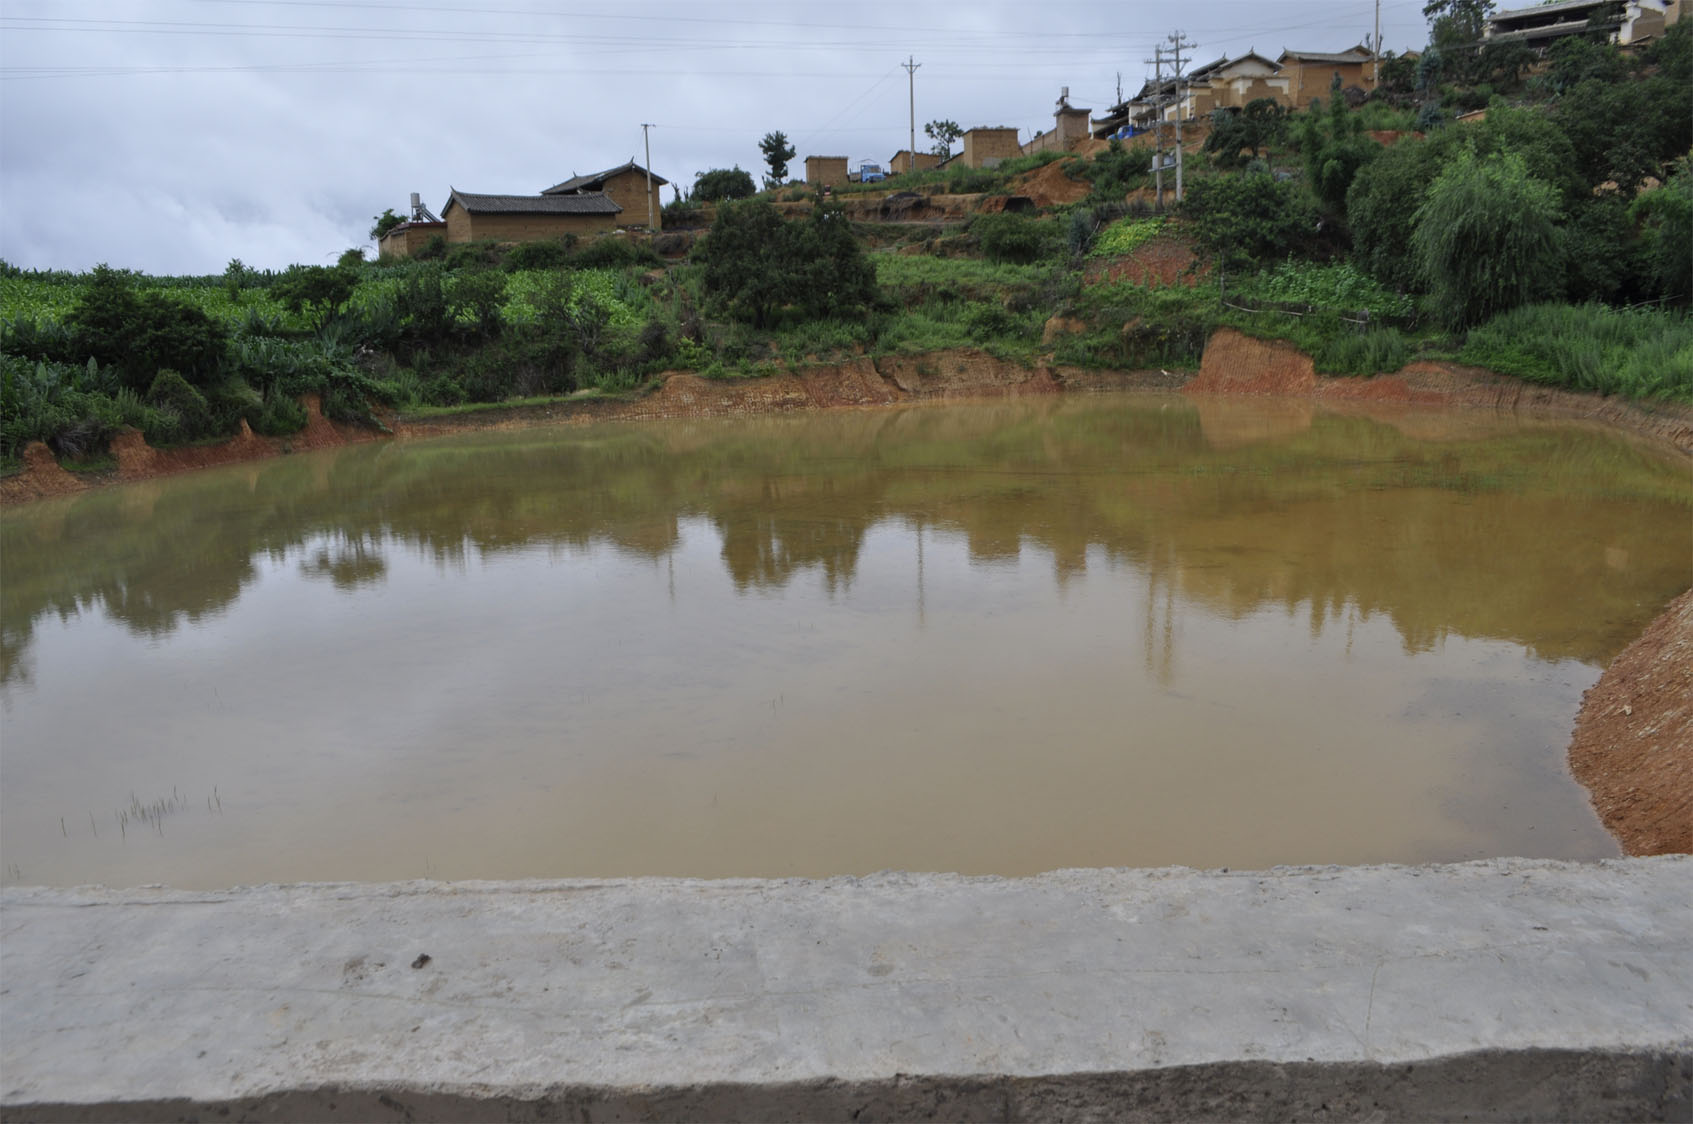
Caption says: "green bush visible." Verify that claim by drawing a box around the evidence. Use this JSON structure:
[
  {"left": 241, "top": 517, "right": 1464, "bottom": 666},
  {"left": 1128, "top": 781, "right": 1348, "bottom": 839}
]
[
  {"left": 502, "top": 239, "right": 574, "bottom": 272},
  {"left": 64, "top": 266, "right": 230, "bottom": 390},
  {"left": 1182, "top": 172, "right": 1318, "bottom": 271},
  {"left": 254, "top": 392, "right": 309, "bottom": 437},
  {"left": 570, "top": 237, "right": 663, "bottom": 270},
  {"left": 970, "top": 212, "right": 1058, "bottom": 265},
  {"left": 145, "top": 369, "right": 213, "bottom": 441}
]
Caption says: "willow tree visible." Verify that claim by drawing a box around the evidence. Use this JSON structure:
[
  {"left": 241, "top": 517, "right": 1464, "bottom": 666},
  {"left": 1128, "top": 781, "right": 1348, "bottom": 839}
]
[{"left": 1411, "top": 148, "right": 1561, "bottom": 328}]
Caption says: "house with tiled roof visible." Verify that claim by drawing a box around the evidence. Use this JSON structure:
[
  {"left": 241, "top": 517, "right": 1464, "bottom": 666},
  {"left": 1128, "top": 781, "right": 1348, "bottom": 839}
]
[
  {"left": 440, "top": 189, "right": 622, "bottom": 243},
  {"left": 1487, "top": 0, "right": 1680, "bottom": 47},
  {"left": 541, "top": 161, "right": 668, "bottom": 231},
  {"left": 1277, "top": 45, "right": 1379, "bottom": 107}
]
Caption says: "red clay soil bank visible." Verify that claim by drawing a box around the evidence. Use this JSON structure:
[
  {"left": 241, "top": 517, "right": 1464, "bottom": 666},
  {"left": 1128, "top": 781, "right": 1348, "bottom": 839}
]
[
  {"left": 1568, "top": 589, "right": 1693, "bottom": 856},
  {"left": 1187, "top": 328, "right": 1693, "bottom": 455},
  {"left": 0, "top": 394, "right": 375, "bottom": 505},
  {"left": 1086, "top": 236, "right": 1210, "bottom": 288}
]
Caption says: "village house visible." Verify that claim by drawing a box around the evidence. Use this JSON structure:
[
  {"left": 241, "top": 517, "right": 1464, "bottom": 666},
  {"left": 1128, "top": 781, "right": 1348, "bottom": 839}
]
[
  {"left": 1021, "top": 90, "right": 1094, "bottom": 155},
  {"left": 1196, "top": 53, "right": 1293, "bottom": 112},
  {"left": 1276, "top": 46, "right": 1379, "bottom": 107},
  {"left": 541, "top": 161, "right": 667, "bottom": 231},
  {"left": 805, "top": 155, "right": 850, "bottom": 188},
  {"left": 1487, "top": 0, "right": 1681, "bottom": 46},
  {"left": 439, "top": 189, "right": 622, "bottom": 244},
  {"left": 887, "top": 149, "right": 943, "bottom": 175},
  {"left": 959, "top": 126, "right": 1021, "bottom": 168},
  {"left": 376, "top": 220, "right": 447, "bottom": 259}
]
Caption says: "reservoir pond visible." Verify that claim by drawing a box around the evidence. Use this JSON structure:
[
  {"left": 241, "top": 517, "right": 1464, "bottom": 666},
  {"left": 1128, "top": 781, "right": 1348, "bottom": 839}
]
[{"left": 2, "top": 395, "right": 1688, "bottom": 888}]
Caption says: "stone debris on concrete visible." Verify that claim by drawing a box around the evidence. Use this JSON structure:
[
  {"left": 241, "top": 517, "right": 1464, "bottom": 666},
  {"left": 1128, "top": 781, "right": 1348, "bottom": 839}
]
[{"left": 2, "top": 857, "right": 1690, "bottom": 1121}]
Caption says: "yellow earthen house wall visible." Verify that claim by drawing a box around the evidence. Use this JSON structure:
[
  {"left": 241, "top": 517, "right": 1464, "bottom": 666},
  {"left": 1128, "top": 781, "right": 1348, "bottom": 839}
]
[
  {"left": 597, "top": 169, "right": 665, "bottom": 230},
  {"left": 377, "top": 223, "right": 447, "bottom": 259},
  {"left": 445, "top": 209, "right": 619, "bottom": 243},
  {"left": 888, "top": 151, "right": 942, "bottom": 175},
  {"left": 1285, "top": 61, "right": 1375, "bottom": 107},
  {"left": 806, "top": 156, "right": 850, "bottom": 187},
  {"left": 961, "top": 128, "right": 1020, "bottom": 168}
]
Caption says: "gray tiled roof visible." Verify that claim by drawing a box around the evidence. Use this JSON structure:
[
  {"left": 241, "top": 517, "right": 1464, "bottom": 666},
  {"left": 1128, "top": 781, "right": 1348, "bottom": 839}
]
[
  {"left": 1278, "top": 46, "right": 1374, "bottom": 64},
  {"left": 541, "top": 162, "right": 669, "bottom": 195},
  {"left": 445, "top": 190, "right": 622, "bottom": 216}
]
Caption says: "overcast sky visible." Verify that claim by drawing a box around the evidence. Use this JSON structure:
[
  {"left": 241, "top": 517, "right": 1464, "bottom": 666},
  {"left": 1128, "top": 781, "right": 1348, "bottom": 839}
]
[{"left": 1, "top": 0, "right": 1433, "bottom": 276}]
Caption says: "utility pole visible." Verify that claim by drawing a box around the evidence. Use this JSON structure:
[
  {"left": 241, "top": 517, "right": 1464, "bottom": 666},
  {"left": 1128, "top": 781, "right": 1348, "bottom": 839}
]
[
  {"left": 641, "top": 123, "right": 656, "bottom": 231},
  {"left": 1166, "top": 31, "right": 1197, "bottom": 203},
  {"left": 1145, "top": 45, "right": 1165, "bottom": 208},
  {"left": 902, "top": 56, "right": 920, "bottom": 171},
  {"left": 1373, "top": 0, "right": 1382, "bottom": 88}
]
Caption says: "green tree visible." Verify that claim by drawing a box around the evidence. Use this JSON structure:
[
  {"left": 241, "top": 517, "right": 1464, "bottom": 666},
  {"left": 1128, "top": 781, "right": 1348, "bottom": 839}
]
[
  {"left": 1298, "top": 82, "right": 1380, "bottom": 213},
  {"left": 1411, "top": 148, "right": 1563, "bottom": 328},
  {"left": 693, "top": 167, "right": 757, "bottom": 202},
  {"left": 369, "top": 208, "right": 405, "bottom": 241},
  {"left": 1632, "top": 156, "right": 1693, "bottom": 305},
  {"left": 1204, "top": 98, "right": 1288, "bottom": 169},
  {"left": 758, "top": 131, "right": 796, "bottom": 187},
  {"left": 924, "top": 119, "right": 963, "bottom": 158},
  {"left": 1347, "top": 135, "right": 1447, "bottom": 291},
  {"left": 273, "top": 264, "right": 358, "bottom": 331},
  {"left": 695, "top": 199, "right": 875, "bottom": 328},
  {"left": 1423, "top": 0, "right": 1495, "bottom": 82},
  {"left": 1348, "top": 105, "right": 1581, "bottom": 291},
  {"left": 1551, "top": 27, "right": 1692, "bottom": 194}
]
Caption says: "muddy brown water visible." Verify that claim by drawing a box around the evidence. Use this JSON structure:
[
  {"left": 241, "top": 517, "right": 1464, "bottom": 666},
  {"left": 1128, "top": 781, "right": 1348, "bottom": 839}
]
[{"left": 2, "top": 395, "right": 1688, "bottom": 889}]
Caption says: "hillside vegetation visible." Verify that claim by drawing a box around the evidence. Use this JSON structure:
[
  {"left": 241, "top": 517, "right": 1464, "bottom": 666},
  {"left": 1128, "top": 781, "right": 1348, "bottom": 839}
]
[{"left": 3, "top": 23, "right": 1689, "bottom": 470}]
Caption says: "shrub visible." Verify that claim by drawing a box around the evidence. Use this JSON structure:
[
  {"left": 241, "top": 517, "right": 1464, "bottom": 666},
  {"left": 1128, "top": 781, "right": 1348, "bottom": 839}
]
[
  {"left": 1182, "top": 172, "right": 1317, "bottom": 271},
  {"left": 145, "top": 369, "right": 213, "bottom": 440},
  {"left": 254, "top": 392, "right": 309, "bottom": 437},
  {"left": 970, "top": 212, "right": 1057, "bottom": 265},
  {"left": 502, "top": 239, "right": 573, "bottom": 272},
  {"left": 1081, "top": 140, "right": 1152, "bottom": 201},
  {"left": 570, "top": 237, "right": 663, "bottom": 270},
  {"left": 64, "top": 266, "right": 229, "bottom": 390}
]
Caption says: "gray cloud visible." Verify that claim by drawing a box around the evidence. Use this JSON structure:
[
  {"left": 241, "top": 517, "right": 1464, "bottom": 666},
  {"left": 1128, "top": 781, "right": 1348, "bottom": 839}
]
[{"left": 0, "top": 0, "right": 1431, "bottom": 274}]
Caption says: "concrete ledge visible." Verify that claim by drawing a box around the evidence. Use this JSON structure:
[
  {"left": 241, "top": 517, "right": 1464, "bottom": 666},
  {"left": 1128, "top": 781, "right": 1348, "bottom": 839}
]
[{"left": 3, "top": 858, "right": 1691, "bottom": 1122}]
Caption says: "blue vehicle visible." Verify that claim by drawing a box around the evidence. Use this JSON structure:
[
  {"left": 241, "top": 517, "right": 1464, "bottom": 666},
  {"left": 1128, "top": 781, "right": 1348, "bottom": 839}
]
[{"left": 859, "top": 163, "right": 886, "bottom": 183}]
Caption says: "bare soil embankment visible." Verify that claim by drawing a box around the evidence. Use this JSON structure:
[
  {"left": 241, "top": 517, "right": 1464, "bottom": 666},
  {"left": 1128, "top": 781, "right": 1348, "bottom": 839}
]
[
  {"left": 0, "top": 393, "right": 375, "bottom": 505},
  {"left": 1568, "top": 588, "right": 1693, "bottom": 856}
]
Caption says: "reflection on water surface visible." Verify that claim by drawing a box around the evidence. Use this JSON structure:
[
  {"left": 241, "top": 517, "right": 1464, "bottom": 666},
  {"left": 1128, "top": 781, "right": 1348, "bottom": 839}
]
[{"left": 2, "top": 395, "right": 1688, "bottom": 887}]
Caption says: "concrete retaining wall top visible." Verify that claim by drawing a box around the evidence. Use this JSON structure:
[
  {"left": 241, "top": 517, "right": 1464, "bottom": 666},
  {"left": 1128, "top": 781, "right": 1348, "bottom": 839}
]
[{"left": 2, "top": 858, "right": 1690, "bottom": 1121}]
